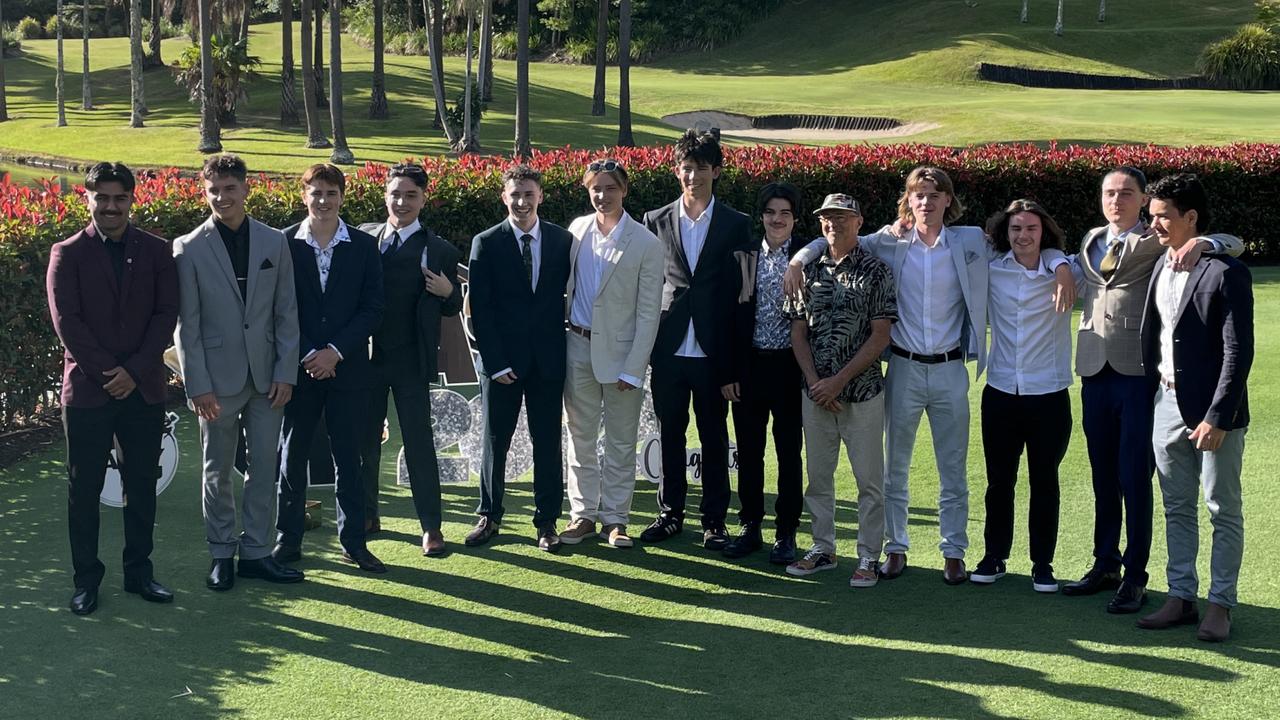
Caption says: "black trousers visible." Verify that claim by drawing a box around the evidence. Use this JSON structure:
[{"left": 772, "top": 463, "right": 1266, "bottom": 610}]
[
  {"left": 730, "top": 348, "right": 803, "bottom": 533},
  {"left": 63, "top": 393, "right": 165, "bottom": 590},
  {"left": 651, "top": 354, "right": 731, "bottom": 528},
  {"left": 277, "top": 376, "right": 368, "bottom": 553},
  {"left": 980, "top": 386, "right": 1071, "bottom": 565},
  {"left": 476, "top": 364, "right": 564, "bottom": 527},
  {"left": 362, "top": 352, "right": 442, "bottom": 532}
]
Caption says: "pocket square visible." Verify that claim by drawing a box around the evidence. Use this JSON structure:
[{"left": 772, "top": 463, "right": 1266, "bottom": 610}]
[{"left": 260, "top": 258, "right": 274, "bottom": 270}]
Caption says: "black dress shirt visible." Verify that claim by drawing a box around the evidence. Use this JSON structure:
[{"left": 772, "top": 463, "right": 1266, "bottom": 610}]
[{"left": 215, "top": 218, "right": 251, "bottom": 299}]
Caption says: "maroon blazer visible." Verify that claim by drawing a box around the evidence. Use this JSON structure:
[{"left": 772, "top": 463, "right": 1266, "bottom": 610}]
[{"left": 46, "top": 223, "right": 180, "bottom": 408}]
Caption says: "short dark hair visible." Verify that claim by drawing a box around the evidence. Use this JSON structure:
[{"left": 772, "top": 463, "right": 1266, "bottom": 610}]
[
  {"left": 201, "top": 154, "right": 248, "bottom": 182},
  {"left": 673, "top": 128, "right": 723, "bottom": 169},
  {"left": 501, "top": 164, "right": 542, "bottom": 186},
  {"left": 1104, "top": 166, "right": 1148, "bottom": 192},
  {"left": 387, "top": 163, "right": 428, "bottom": 190},
  {"left": 986, "top": 199, "right": 1066, "bottom": 254},
  {"left": 756, "top": 181, "right": 802, "bottom": 217},
  {"left": 1148, "top": 173, "right": 1211, "bottom": 233},
  {"left": 301, "top": 163, "right": 346, "bottom": 193},
  {"left": 84, "top": 162, "right": 136, "bottom": 193}
]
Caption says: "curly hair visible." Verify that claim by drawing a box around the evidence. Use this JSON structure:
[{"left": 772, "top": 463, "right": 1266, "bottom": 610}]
[
  {"left": 201, "top": 154, "right": 248, "bottom": 182},
  {"left": 1148, "top": 173, "right": 1210, "bottom": 233}
]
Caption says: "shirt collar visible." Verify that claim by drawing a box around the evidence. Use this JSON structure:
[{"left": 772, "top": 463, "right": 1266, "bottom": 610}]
[
  {"left": 909, "top": 226, "right": 948, "bottom": 249},
  {"left": 819, "top": 243, "right": 864, "bottom": 266},
  {"left": 1107, "top": 221, "right": 1144, "bottom": 244},
  {"left": 296, "top": 218, "right": 351, "bottom": 250},
  {"left": 508, "top": 217, "right": 542, "bottom": 242},
  {"left": 679, "top": 196, "right": 716, "bottom": 224},
  {"left": 386, "top": 219, "right": 421, "bottom": 241},
  {"left": 92, "top": 221, "right": 128, "bottom": 244},
  {"left": 999, "top": 250, "right": 1051, "bottom": 276},
  {"left": 761, "top": 236, "right": 792, "bottom": 255},
  {"left": 593, "top": 213, "right": 627, "bottom": 242}
]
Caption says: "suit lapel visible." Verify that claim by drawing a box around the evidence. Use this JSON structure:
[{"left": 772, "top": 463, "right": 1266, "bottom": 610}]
[
  {"left": 83, "top": 224, "right": 121, "bottom": 299},
  {"left": 534, "top": 225, "right": 553, "bottom": 296},
  {"left": 946, "top": 229, "right": 974, "bottom": 305},
  {"left": 246, "top": 220, "right": 271, "bottom": 310},
  {"left": 597, "top": 218, "right": 634, "bottom": 295},
  {"left": 1174, "top": 259, "right": 1207, "bottom": 325},
  {"left": 325, "top": 239, "right": 352, "bottom": 297},
  {"left": 663, "top": 204, "right": 693, "bottom": 278},
  {"left": 203, "top": 218, "right": 243, "bottom": 309},
  {"left": 1080, "top": 227, "right": 1106, "bottom": 283},
  {"left": 893, "top": 235, "right": 910, "bottom": 278},
  {"left": 691, "top": 203, "right": 722, "bottom": 276}
]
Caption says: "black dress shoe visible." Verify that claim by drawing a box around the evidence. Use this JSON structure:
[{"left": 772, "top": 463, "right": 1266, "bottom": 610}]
[
  {"left": 272, "top": 544, "right": 302, "bottom": 564},
  {"left": 238, "top": 555, "right": 306, "bottom": 583},
  {"left": 342, "top": 547, "right": 388, "bottom": 573},
  {"left": 722, "top": 522, "right": 763, "bottom": 559},
  {"left": 207, "top": 558, "right": 235, "bottom": 591},
  {"left": 1107, "top": 581, "right": 1147, "bottom": 614},
  {"left": 70, "top": 587, "right": 98, "bottom": 615},
  {"left": 1061, "top": 565, "right": 1122, "bottom": 596},
  {"left": 702, "top": 525, "right": 730, "bottom": 551},
  {"left": 639, "top": 513, "right": 683, "bottom": 543},
  {"left": 536, "top": 525, "right": 562, "bottom": 553},
  {"left": 464, "top": 516, "right": 500, "bottom": 547},
  {"left": 769, "top": 532, "right": 797, "bottom": 565},
  {"left": 124, "top": 579, "right": 175, "bottom": 604}
]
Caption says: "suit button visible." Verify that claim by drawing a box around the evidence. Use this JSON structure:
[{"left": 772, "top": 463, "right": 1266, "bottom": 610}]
[
  {"left": 1105, "top": 313, "right": 1113, "bottom": 320},
  {"left": 243, "top": 324, "right": 249, "bottom": 329}
]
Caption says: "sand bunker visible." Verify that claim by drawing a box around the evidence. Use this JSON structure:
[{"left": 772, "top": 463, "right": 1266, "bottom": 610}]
[{"left": 662, "top": 110, "right": 939, "bottom": 141}]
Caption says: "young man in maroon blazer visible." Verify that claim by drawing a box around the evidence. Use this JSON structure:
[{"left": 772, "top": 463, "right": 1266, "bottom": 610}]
[{"left": 46, "top": 162, "right": 180, "bottom": 616}]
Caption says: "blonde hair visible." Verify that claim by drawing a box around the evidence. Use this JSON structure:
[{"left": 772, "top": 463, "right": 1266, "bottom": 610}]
[{"left": 897, "top": 166, "right": 965, "bottom": 226}]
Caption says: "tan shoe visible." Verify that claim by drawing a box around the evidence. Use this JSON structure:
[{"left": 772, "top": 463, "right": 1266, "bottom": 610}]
[
  {"left": 559, "top": 518, "right": 598, "bottom": 545},
  {"left": 422, "top": 529, "right": 447, "bottom": 557},
  {"left": 600, "top": 524, "right": 633, "bottom": 548},
  {"left": 943, "top": 558, "right": 967, "bottom": 585},
  {"left": 879, "top": 552, "right": 907, "bottom": 579},
  {"left": 1197, "top": 602, "right": 1232, "bottom": 642},
  {"left": 1136, "top": 597, "right": 1198, "bottom": 630}
]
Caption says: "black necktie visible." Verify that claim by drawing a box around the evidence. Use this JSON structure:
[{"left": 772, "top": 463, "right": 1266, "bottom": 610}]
[
  {"left": 520, "top": 233, "right": 534, "bottom": 284},
  {"left": 385, "top": 231, "right": 401, "bottom": 255}
]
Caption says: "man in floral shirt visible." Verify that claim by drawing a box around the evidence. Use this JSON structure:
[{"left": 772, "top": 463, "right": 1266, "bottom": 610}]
[{"left": 784, "top": 194, "right": 896, "bottom": 588}]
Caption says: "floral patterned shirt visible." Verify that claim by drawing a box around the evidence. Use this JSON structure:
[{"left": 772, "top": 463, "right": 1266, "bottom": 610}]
[{"left": 752, "top": 237, "right": 793, "bottom": 349}]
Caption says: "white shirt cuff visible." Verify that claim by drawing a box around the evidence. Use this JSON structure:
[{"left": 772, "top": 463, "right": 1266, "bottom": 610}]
[{"left": 618, "top": 373, "right": 643, "bottom": 388}]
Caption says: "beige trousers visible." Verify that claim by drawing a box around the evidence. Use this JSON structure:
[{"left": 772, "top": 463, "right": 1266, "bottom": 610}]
[{"left": 801, "top": 391, "right": 886, "bottom": 559}]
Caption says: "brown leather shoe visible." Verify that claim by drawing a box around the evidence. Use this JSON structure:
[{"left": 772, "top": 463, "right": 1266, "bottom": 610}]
[
  {"left": 537, "top": 525, "right": 562, "bottom": 553},
  {"left": 943, "top": 558, "right": 967, "bottom": 585},
  {"left": 1136, "top": 597, "right": 1199, "bottom": 630},
  {"left": 464, "top": 516, "right": 500, "bottom": 547},
  {"left": 1197, "top": 602, "right": 1232, "bottom": 642},
  {"left": 879, "top": 552, "right": 907, "bottom": 579},
  {"left": 422, "top": 529, "right": 447, "bottom": 557}
]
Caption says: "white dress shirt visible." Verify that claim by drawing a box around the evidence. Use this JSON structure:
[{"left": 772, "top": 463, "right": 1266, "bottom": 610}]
[
  {"left": 1156, "top": 256, "right": 1191, "bottom": 387},
  {"left": 381, "top": 218, "right": 431, "bottom": 270},
  {"left": 295, "top": 218, "right": 350, "bottom": 361},
  {"left": 893, "top": 227, "right": 965, "bottom": 355},
  {"left": 508, "top": 217, "right": 542, "bottom": 290},
  {"left": 987, "top": 252, "right": 1078, "bottom": 395},
  {"left": 675, "top": 197, "right": 715, "bottom": 358}
]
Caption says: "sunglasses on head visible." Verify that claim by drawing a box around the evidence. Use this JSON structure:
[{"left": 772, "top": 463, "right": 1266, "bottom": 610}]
[{"left": 588, "top": 160, "right": 623, "bottom": 173}]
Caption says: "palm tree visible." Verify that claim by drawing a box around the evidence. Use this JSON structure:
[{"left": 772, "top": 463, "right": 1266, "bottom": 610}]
[
  {"left": 590, "top": 0, "right": 606, "bottom": 116},
  {"left": 1020, "top": 0, "right": 1029, "bottom": 23},
  {"left": 197, "top": 0, "right": 222, "bottom": 151},
  {"left": 56, "top": 0, "right": 67, "bottom": 127},
  {"left": 327, "top": 0, "right": 353, "bottom": 163},
  {"left": 81, "top": 0, "right": 93, "bottom": 110},
  {"left": 617, "top": 0, "right": 633, "bottom": 146},
  {"left": 0, "top": 0, "right": 9, "bottom": 122},
  {"left": 424, "top": 0, "right": 456, "bottom": 142},
  {"left": 1055, "top": 0, "right": 1064, "bottom": 36},
  {"left": 456, "top": 0, "right": 480, "bottom": 152},
  {"left": 313, "top": 1, "right": 326, "bottom": 106},
  {"left": 147, "top": 0, "right": 164, "bottom": 67},
  {"left": 513, "top": 0, "right": 530, "bottom": 157},
  {"left": 368, "top": 0, "right": 389, "bottom": 119},
  {"left": 130, "top": 0, "right": 145, "bottom": 127},
  {"left": 280, "top": 0, "right": 301, "bottom": 125},
  {"left": 299, "top": 0, "right": 331, "bottom": 147},
  {"left": 1098, "top": 0, "right": 1106, "bottom": 22},
  {"left": 479, "top": 0, "right": 493, "bottom": 102}
]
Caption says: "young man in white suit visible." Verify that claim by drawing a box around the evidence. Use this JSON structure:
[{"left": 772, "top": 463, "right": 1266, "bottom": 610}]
[{"left": 560, "top": 159, "right": 665, "bottom": 548}]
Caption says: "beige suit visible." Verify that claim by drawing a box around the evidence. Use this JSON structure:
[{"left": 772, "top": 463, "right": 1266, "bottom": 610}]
[{"left": 563, "top": 213, "right": 665, "bottom": 526}]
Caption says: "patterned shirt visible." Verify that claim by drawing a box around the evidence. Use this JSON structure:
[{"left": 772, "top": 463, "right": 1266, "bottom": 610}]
[
  {"left": 752, "top": 237, "right": 792, "bottom": 349},
  {"left": 296, "top": 218, "right": 351, "bottom": 292},
  {"left": 784, "top": 245, "right": 897, "bottom": 403}
]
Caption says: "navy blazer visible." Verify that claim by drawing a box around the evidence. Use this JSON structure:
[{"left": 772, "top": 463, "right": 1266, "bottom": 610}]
[
  {"left": 467, "top": 219, "right": 572, "bottom": 380},
  {"left": 284, "top": 222, "right": 385, "bottom": 390},
  {"left": 46, "top": 223, "right": 179, "bottom": 408},
  {"left": 1140, "top": 253, "right": 1253, "bottom": 430}
]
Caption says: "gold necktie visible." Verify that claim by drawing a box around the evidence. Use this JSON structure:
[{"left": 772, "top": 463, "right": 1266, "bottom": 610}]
[{"left": 1099, "top": 240, "right": 1122, "bottom": 280}]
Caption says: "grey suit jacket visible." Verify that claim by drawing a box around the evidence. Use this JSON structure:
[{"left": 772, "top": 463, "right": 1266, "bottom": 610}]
[
  {"left": 173, "top": 216, "right": 300, "bottom": 399},
  {"left": 1075, "top": 224, "right": 1243, "bottom": 377},
  {"left": 565, "top": 213, "right": 666, "bottom": 384}
]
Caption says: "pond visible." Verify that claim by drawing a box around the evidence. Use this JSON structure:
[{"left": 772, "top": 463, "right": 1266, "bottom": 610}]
[{"left": 0, "top": 162, "right": 73, "bottom": 191}]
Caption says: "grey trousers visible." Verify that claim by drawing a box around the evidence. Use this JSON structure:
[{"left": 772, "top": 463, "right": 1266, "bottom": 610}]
[
  {"left": 198, "top": 382, "right": 284, "bottom": 560},
  {"left": 801, "top": 392, "right": 886, "bottom": 558},
  {"left": 1152, "top": 385, "right": 1247, "bottom": 608},
  {"left": 882, "top": 355, "right": 970, "bottom": 559}
]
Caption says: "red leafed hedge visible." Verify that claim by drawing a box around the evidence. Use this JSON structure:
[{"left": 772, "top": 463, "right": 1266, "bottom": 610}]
[{"left": 3, "top": 142, "right": 1277, "bottom": 429}]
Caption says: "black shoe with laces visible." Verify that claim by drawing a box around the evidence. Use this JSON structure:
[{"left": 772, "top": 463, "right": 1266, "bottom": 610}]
[
  {"left": 702, "top": 525, "right": 730, "bottom": 551},
  {"left": 1032, "top": 563, "right": 1059, "bottom": 593},
  {"left": 1061, "top": 564, "right": 1122, "bottom": 596},
  {"left": 969, "top": 556, "right": 1006, "bottom": 584},
  {"left": 639, "top": 514, "right": 683, "bottom": 543},
  {"left": 769, "top": 531, "right": 798, "bottom": 565},
  {"left": 721, "top": 522, "right": 762, "bottom": 558}
]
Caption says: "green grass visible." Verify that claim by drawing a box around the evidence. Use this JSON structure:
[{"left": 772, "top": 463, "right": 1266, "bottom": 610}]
[
  {"left": 2, "top": 268, "right": 1279, "bottom": 719},
  {"left": 0, "top": 0, "right": 1276, "bottom": 173}
]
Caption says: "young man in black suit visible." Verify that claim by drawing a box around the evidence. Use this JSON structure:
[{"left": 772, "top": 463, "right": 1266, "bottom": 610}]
[
  {"left": 465, "top": 165, "right": 573, "bottom": 552},
  {"left": 640, "top": 129, "right": 755, "bottom": 549},
  {"left": 358, "top": 164, "right": 463, "bottom": 558},
  {"left": 274, "top": 164, "right": 387, "bottom": 573}
]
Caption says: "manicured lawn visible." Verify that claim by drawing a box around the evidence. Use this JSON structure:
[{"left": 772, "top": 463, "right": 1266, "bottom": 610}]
[
  {"left": 0, "top": 0, "right": 1276, "bottom": 173},
  {"left": 1, "top": 267, "right": 1278, "bottom": 719}
]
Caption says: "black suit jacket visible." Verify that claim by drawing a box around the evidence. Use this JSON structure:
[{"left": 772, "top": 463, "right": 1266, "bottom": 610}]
[
  {"left": 359, "top": 221, "right": 463, "bottom": 380},
  {"left": 467, "top": 219, "right": 572, "bottom": 380},
  {"left": 643, "top": 198, "right": 754, "bottom": 385},
  {"left": 284, "top": 223, "right": 385, "bottom": 390},
  {"left": 1140, "top": 253, "right": 1253, "bottom": 430}
]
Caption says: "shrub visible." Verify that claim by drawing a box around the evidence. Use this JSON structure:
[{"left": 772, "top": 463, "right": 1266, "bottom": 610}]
[
  {"left": 1198, "top": 23, "right": 1280, "bottom": 89},
  {"left": 17, "top": 16, "right": 42, "bottom": 39},
  {"left": 2, "top": 30, "right": 23, "bottom": 56}
]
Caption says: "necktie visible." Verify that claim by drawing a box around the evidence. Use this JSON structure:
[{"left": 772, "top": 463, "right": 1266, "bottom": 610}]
[
  {"left": 520, "top": 233, "right": 534, "bottom": 285},
  {"left": 383, "top": 231, "right": 401, "bottom": 255},
  {"left": 1099, "top": 239, "right": 1122, "bottom": 280}
]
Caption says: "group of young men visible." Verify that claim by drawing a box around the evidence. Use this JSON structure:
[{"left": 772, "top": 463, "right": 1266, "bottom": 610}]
[{"left": 48, "top": 130, "right": 1253, "bottom": 643}]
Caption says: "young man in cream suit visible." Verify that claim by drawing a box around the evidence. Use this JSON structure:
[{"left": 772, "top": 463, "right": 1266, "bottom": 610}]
[{"left": 560, "top": 159, "right": 665, "bottom": 548}]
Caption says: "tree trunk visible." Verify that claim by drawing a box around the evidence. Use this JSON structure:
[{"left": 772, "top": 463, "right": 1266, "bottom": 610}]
[
  {"left": 591, "top": 0, "right": 606, "bottom": 116},
  {"left": 147, "top": 0, "right": 163, "bottom": 67},
  {"left": 458, "top": 7, "right": 477, "bottom": 152},
  {"left": 81, "top": 1, "right": 93, "bottom": 110},
  {"left": 56, "top": 0, "right": 68, "bottom": 126},
  {"left": 299, "top": 0, "right": 330, "bottom": 147},
  {"left": 1098, "top": 0, "right": 1106, "bottom": 22},
  {"left": 314, "top": 0, "right": 327, "bottom": 106},
  {"left": 130, "top": 0, "right": 145, "bottom": 127},
  {"left": 1055, "top": 0, "right": 1064, "bottom": 36},
  {"left": 617, "top": 0, "right": 633, "bottom": 146},
  {"left": 239, "top": 5, "right": 251, "bottom": 43},
  {"left": 368, "top": 0, "right": 389, "bottom": 118},
  {"left": 1020, "top": 0, "right": 1029, "bottom": 23},
  {"left": 0, "top": 0, "right": 9, "bottom": 122},
  {"left": 280, "top": 0, "right": 301, "bottom": 125},
  {"left": 513, "top": 0, "right": 530, "bottom": 157},
  {"left": 328, "top": 0, "right": 353, "bottom": 163},
  {"left": 479, "top": 0, "right": 493, "bottom": 102},
  {"left": 406, "top": 0, "right": 417, "bottom": 29},
  {"left": 197, "top": 0, "right": 221, "bottom": 151},
  {"left": 425, "top": 0, "right": 455, "bottom": 141}
]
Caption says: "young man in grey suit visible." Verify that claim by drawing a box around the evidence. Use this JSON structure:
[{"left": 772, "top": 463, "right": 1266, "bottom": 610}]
[
  {"left": 561, "top": 158, "right": 665, "bottom": 548},
  {"left": 173, "top": 154, "right": 303, "bottom": 591},
  {"left": 1136, "top": 174, "right": 1252, "bottom": 643}
]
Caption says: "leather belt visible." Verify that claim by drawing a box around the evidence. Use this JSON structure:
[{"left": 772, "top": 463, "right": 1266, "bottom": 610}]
[
  {"left": 568, "top": 322, "right": 591, "bottom": 339},
  {"left": 890, "top": 345, "right": 962, "bottom": 364}
]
